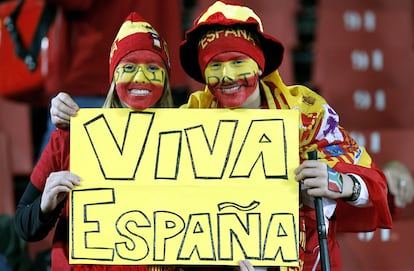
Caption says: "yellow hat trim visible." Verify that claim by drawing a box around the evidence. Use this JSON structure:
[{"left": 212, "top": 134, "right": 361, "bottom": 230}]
[{"left": 197, "top": 1, "right": 264, "bottom": 32}]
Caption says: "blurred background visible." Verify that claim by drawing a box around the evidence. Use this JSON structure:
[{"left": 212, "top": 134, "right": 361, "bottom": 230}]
[{"left": 0, "top": 0, "right": 413, "bottom": 270}]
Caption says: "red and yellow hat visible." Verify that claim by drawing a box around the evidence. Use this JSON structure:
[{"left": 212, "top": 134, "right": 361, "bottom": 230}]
[
  {"left": 109, "top": 12, "right": 170, "bottom": 83},
  {"left": 180, "top": 0, "right": 284, "bottom": 83}
]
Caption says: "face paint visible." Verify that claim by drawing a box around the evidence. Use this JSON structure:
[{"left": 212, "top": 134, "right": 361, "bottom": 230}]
[
  {"left": 114, "top": 50, "right": 166, "bottom": 109},
  {"left": 204, "top": 52, "right": 260, "bottom": 108}
]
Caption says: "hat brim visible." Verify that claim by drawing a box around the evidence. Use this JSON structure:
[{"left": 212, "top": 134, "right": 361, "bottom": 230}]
[{"left": 180, "top": 23, "right": 284, "bottom": 83}]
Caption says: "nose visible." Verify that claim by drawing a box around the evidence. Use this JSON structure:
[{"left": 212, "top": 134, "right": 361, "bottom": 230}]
[
  {"left": 133, "top": 66, "right": 149, "bottom": 83},
  {"left": 222, "top": 63, "right": 236, "bottom": 80},
  {"left": 221, "top": 64, "right": 236, "bottom": 83}
]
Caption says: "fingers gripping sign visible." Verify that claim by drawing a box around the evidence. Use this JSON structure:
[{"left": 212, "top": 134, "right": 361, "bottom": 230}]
[
  {"left": 238, "top": 260, "right": 256, "bottom": 271},
  {"left": 50, "top": 92, "right": 80, "bottom": 129},
  {"left": 41, "top": 171, "right": 81, "bottom": 214}
]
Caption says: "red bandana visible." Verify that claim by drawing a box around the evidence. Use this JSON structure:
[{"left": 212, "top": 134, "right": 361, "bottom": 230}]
[{"left": 197, "top": 28, "right": 265, "bottom": 76}]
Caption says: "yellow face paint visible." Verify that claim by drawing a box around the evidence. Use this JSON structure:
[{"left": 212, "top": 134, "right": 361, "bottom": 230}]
[
  {"left": 204, "top": 57, "right": 259, "bottom": 82},
  {"left": 114, "top": 63, "right": 165, "bottom": 86}
]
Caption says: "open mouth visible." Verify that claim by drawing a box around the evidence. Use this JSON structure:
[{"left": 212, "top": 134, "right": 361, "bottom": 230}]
[
  {"left": 129, "top": 89, "right": 150, "bottom": 96},
  {"left": 219, "top": 85, "right": 240, "bottom": 94}
]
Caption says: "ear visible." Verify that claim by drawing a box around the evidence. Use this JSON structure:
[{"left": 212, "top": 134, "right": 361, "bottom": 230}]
[{"left": 258, "top": 69, "right": 263, "bottom": 76}]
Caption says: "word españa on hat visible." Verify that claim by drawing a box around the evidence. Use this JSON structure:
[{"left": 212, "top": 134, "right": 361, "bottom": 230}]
[
  {"left": 109, "top": 12, "right": 170, "bottom": 83},
  {"left": 180, "top": 0, "right": 284, "bottom": 83}
]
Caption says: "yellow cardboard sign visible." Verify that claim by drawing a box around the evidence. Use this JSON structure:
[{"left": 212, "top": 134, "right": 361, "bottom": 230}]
[{"left": 69, "top": 108, "right": 299, "bottom": 267}]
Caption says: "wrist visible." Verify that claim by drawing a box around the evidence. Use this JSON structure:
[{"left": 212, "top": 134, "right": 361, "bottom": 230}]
[
  {"left": 39, "top": 209, "right": 53, "bottom": 223},
  {"left": 343, "top": 174, "right": 361, "bottom": 202}
]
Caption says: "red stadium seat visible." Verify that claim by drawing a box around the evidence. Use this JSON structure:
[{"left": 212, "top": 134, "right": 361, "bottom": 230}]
[
  {"left": 312, "top": 0, "right": 413, "bottom": 130},
  {"left": 313, "top": 46, "right": 414, "bottom": 89},
  {"left": 315, "top": 7, "right": 412, "bottom": 49},
  {"left": 0, "top": 132, "right": 15, "bottom": 215},
  {"left": 348, "top": 129, "right": 414, "bottom": 175},
  {"left": 338, "top": 219, "right": 414, "bottom": 270},
  {"left": 339, "top": 128, "right": 414, "bottom": 270},
  {"left": 316, "top": 75, "right": 413, "bottom": 130},
  {"left": 0, "top": 97, "right": 33, "bottom": 175},
  {"left": 318, "top": 0, "right": 412, "bottom": 10}
]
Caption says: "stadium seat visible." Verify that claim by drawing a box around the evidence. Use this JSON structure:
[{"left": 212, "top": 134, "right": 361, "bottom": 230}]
[
  {"left": 317, "top": 78, "right": 412, "bottom": 130},
  {"left": 315, "top": 0, "right": 413, "bottom": 48},
  {"left": 0, "top": 132, "right": 14, "bottom": 215},
  {"left": 312, "top": 0, "right": 414, "bottom": 129},
  {"left": 348, "top": 129, "right": 414, "bottom": 174},
  {"left": 318, "top": 0, "right": 412, "bottom": 10},
  {"left": 338, "top": 219, "right": 414, "bottom": 270},
  {"left": 0, "top": 97, "right": 33, "bottom": 176}
]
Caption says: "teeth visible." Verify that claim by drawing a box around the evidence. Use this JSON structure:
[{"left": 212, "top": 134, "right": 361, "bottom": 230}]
[
  {"left": 221, "top": 86, "right": 239, "bottom": 94},
  {"left": 130, "top": 89, "right": 150, "bottom": 96}
]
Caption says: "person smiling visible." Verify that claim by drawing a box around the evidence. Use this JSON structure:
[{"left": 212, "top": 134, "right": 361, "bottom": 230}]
[
  {"left": 14, "top": 12, "right": 173, "bottom": 271},
  {"left": 179, "top": 1, "right": 392, "bottom": 270}
]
